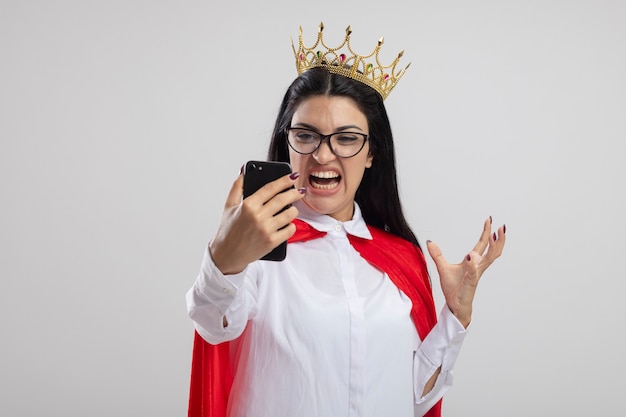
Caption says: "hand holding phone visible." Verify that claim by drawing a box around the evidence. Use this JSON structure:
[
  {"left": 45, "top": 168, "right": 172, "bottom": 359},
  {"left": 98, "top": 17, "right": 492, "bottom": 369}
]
[{"left": 243, "top": 160, "right": 294, "bottom": 261}]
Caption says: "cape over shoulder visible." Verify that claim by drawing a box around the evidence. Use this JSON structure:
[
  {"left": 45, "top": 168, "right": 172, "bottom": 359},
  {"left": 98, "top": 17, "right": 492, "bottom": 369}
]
[{"left": 187, "top": 218, "right": 442, "bottom": 417}]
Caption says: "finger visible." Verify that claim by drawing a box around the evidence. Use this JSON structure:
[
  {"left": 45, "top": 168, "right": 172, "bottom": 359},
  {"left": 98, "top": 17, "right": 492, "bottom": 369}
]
[
  {"left": 258, "top": 213, "right": 299, "bottom": 257},
  {"left": 267, "top": 205, "right": 300, "bottom": 233},
  {"left": 472, "top": 216, "right": 493, "bottom": 255},
  {"left": 224, "top": 172, "right": 245, "bottom": 208},
  {"left": 426, "top": 240, "right": 450, "bottom": 270},
  {"left": 483, "top": 224, "right": 507, "bottom": 263},
  {"left": 252, "top": 172, "right": 300, "bottom": 206},
  {"left": 274, "top": 219, "right": 298, "bottom": 243},
  {"left": 263, "top": 186, "right": 306, "bottom": 218}
]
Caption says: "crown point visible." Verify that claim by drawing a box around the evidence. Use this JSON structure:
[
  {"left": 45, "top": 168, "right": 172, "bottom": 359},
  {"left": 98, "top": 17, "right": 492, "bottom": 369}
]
[
  {"left": 378, "top": 37, "right": 385, "bottom": 46},
  {"left": 318, "top": 22, "right": 324, "bottom": 32},
  {"left": 346, "top": 25, "right": 352, "bottom": 36},
  {"left": 398, "top": 50, "right": 404, "bottom": 58}
]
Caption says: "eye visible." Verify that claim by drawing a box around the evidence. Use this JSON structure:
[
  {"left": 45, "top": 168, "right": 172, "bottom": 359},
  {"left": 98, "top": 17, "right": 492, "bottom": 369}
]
[
  {"left": 334, "top": 133, "right": 362, "bottom": 145},
  {"left": 293, "top": 129, "right": 319, "bottom": 142}
]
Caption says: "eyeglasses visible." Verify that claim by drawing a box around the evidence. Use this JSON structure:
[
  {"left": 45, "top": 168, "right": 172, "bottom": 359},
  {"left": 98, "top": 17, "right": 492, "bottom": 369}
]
[{"left": 286, "top": 127, "right": 369, "bottom": 158}]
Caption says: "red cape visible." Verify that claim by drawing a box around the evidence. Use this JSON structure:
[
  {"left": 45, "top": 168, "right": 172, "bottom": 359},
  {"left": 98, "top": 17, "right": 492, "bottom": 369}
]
[{"left": 188, "top": 219, "right": 442, "bottom": 417}]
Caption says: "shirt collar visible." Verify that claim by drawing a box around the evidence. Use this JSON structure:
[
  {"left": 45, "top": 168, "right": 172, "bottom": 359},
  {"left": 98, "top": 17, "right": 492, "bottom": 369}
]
[{"left": 294, "top": 200, "right": 372, "bottom": 240}]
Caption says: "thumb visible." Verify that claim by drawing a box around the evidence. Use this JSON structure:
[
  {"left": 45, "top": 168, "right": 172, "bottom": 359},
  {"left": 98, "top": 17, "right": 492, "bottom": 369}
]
[
  {"left": 426, "top": 240, "right": 448, "bottom": 270},
  {"left": 224, "top": 171, "right": 244, "bottom": 208}
]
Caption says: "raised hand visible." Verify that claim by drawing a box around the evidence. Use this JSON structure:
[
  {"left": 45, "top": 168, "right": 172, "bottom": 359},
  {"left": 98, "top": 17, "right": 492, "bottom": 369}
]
[
  {"left": 426, "top": 217, "right": 506, "bottom": 328},
  {"left": 209, "top": 170, "right": 305, "bottom": 275}
]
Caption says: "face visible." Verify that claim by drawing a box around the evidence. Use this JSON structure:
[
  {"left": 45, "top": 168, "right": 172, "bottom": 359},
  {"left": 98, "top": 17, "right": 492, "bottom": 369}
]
[{"left": 288, "top": 95, "right": 373, "bottom": 222}]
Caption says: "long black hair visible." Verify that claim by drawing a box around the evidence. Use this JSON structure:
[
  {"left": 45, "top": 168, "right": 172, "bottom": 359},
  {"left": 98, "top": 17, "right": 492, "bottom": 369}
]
[{"left": 267, "top": 67, "right": 421, "bottom": 249}]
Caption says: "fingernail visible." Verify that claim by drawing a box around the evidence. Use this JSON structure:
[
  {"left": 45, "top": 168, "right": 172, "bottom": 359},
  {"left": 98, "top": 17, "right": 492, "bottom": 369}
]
[
  {"left": 426, "top": 240, "right": 432, "bottom": 245},
  {"left": 503, "top": 224, "right": 507, "bottom": 234},
  {"left": 297, "top": 187, "right": 307, "bottom": 194},
  {"left": 489, "top": 215, "right": 492, "bottom": 224},
  {"left": 493, "top": 232, "right": 497, "bottom": 241},
  {"left": 239, "top": 164, "right": 244, "bottom": 175},
  {"left": 289, "top": 172, "right": 300, "bottom": 180},
  {"left": 466, "top": 254, "right": 471, "bottom": 261}
]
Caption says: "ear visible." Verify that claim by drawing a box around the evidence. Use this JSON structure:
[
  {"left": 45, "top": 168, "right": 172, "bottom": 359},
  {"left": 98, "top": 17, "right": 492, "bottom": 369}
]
[{"left": 365, "top": 152, "right": 374, "bottom": 168}]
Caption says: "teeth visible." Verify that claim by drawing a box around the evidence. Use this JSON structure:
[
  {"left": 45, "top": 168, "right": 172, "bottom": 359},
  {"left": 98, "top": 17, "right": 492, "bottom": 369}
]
[
  {"left": 309, "top": 171, "right": 340, "bottom": 190},
  {"left": 311, "top": 182, "right": 339, "bottom": 190},
  {"left": 311, "top": 171, "right": 339, "bottom": 179}
]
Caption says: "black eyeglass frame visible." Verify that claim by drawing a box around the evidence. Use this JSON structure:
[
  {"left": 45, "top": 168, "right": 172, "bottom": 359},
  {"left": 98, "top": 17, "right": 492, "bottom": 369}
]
[{"left": 285, "top": 127, "right": 369, "bottom": 158}]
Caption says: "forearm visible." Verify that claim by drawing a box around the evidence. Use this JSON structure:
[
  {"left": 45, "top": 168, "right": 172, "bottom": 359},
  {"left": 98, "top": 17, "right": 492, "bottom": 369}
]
[
  {"left": 414, "top": 306, "right": 468, "bottom": 413},
  {"left": 186, "top": 244, "right": 257, "bottom": 344}
]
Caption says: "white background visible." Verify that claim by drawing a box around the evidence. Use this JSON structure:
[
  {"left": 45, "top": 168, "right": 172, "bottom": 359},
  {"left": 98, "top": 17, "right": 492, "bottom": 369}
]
[{"left": 1, "top": 1, "right": 625, "bottom": 416}]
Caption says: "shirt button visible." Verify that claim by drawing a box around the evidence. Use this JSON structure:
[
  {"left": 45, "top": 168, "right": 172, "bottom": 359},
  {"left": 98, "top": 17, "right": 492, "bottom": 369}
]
[
  {"left": 334, "top": 224, "right": 342, "bottom": 232},
  {"left": 223, "top": 287, "right": 232, "bottom": 294}
]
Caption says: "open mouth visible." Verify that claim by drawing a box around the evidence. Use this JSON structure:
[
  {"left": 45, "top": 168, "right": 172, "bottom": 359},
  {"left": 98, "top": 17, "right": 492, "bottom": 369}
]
[{"left": 309, "top": 171, "right": 341, "bottom": 190}]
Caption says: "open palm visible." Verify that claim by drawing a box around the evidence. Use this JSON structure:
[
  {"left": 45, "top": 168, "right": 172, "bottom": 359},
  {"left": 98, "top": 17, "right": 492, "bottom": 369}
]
[{"left": 426, "top": 217, "right": 506, "bottom": 328}]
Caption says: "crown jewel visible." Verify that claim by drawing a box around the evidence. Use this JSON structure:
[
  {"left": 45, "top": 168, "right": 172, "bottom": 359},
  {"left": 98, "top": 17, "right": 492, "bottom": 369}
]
[{"left": 292, "top": 22, "right": 410, "bottom": 100}]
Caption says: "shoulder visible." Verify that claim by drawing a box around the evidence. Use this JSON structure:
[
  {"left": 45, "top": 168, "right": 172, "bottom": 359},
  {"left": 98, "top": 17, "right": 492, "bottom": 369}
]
[
  {"left": 367, "top": 225, "right": 419, "bottom": 251},
  {"left": 365, "top": 225, "right": 427, "bottom": 266}
]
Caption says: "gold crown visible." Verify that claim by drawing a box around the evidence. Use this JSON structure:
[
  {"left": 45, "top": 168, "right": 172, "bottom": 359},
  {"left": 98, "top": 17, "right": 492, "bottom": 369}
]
[{"left": 292, "top": 22, "right": 410, "bottom": 100}]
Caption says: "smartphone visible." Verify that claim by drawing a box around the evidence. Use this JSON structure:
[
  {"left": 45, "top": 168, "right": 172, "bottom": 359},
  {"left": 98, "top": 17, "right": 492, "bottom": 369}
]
[{"left": 243, "top": 160, "right": 293, "bottom": 261}]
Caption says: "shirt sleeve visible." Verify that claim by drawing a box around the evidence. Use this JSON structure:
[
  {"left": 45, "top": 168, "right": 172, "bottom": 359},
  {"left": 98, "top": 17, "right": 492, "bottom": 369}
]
[
  {"left": 413, "top": 305, "right": 469, "bottom": 414},
  {"left": 185, "top": 244, "right": 259, "bottom": 344}
]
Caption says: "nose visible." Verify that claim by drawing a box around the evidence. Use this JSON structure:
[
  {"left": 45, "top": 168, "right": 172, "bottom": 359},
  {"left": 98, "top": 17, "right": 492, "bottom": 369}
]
[{"left": 312, "top": 138, "right": 336, "bottom": 164}]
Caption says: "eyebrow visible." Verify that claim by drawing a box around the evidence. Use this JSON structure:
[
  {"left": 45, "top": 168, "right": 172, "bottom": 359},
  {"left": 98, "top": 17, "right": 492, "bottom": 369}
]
[{"left": 292, "top": 122, "right": 365, "bottom": 132}]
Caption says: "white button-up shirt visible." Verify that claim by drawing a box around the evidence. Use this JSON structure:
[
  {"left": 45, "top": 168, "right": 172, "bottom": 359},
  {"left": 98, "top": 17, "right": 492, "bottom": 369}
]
[{"left": 187, "top": 201, "right": 468, "bottom": 417}]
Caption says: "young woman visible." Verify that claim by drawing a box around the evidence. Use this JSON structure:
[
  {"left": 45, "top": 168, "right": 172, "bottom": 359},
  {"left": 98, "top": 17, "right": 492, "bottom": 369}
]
[{"left": 186, "top": 33, "right": 506, "bottom": 417}]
